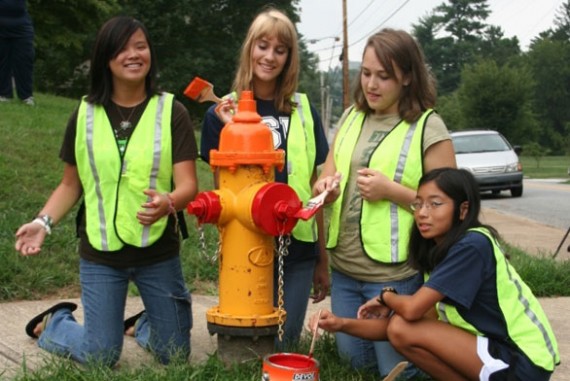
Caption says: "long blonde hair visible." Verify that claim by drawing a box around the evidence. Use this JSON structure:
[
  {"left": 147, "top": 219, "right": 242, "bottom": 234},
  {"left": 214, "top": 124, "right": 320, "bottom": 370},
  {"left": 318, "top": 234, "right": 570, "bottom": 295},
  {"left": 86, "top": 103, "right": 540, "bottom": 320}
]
[{"left": 232, "top": 8, "right": 299, "bottom": 113}]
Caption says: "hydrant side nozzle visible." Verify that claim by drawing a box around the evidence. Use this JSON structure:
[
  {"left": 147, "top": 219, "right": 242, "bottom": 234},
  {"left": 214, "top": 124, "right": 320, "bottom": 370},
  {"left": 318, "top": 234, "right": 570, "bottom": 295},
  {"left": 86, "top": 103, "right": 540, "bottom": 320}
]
[
  {"left": 274, "top": 201, "right": 294, "bottom": 221},
  {"left": 186, "top": 191, "right": 222, "bottom": 224},
  {"left": 187, "top": 200, "right": 205, "bottom": 216}
]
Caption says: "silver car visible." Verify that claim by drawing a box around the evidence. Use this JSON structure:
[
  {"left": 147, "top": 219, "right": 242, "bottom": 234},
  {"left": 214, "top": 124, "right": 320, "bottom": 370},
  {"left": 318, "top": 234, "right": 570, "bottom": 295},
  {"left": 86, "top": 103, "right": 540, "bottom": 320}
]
[{"left": 451, "top": 130, "right": 523, "bottom": 197}]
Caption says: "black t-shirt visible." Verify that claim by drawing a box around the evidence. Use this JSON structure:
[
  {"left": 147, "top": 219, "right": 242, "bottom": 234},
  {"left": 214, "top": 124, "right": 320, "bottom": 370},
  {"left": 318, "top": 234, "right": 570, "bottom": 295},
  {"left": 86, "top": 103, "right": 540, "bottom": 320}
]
[{"left": 60, "top": 96, "right": 198, "bottom": 268}]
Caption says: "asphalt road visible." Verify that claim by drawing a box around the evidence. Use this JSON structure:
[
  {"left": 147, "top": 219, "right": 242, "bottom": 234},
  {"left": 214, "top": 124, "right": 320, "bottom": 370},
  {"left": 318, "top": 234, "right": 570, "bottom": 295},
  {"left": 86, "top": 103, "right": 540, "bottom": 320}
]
[{"left": 482, "top": 179, "right": 569, "bottom": 230}]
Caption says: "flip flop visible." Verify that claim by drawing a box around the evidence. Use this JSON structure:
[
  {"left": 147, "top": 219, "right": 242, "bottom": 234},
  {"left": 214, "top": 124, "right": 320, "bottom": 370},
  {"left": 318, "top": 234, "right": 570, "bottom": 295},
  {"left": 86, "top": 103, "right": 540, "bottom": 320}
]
[
  {"left": 124, "top": 310, "right": 145, "bottom": 334},
  {"left": 25, "top": 302, "right": 78, "bottom": 339}
]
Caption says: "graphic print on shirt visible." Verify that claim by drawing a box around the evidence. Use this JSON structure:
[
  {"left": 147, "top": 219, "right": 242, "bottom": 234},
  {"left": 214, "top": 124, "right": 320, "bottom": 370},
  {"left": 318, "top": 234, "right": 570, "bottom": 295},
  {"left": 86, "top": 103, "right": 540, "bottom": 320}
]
[
  {"left": 261, "top": 115, "right": 289, "bottom": 150},
  {"left": 346, "top": 130, "right": 388, "bottom": 224}
]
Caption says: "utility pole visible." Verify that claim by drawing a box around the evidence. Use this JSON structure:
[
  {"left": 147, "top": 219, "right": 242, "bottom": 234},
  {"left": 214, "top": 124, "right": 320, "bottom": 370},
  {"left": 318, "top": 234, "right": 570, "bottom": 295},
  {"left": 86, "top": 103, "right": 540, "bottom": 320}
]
[{"left": 342, "top": 0, "right": 349, "bottom": 109}]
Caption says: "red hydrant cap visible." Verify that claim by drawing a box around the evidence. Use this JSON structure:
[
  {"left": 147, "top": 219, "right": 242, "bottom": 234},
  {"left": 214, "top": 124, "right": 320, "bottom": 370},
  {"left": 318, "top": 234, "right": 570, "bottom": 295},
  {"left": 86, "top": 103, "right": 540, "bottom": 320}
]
[{"left": 252, "top": 183, "right": 301, "bottom": 236}]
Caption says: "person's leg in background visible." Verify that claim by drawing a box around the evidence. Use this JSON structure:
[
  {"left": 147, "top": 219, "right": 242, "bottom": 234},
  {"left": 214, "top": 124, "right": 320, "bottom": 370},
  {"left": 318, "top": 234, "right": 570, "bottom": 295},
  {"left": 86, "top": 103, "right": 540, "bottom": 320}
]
[
  {"left": 11, "top": 36, "right": 34, "bottom": 103},
  {"left": 274, "top": 257, "right": 317, "bottom": 351},
  {"left": 330, "top": 269, "right": 379, "bottom": 374},
  {"left": 0, "top": 38, "right": 14, "bottom": 100}
]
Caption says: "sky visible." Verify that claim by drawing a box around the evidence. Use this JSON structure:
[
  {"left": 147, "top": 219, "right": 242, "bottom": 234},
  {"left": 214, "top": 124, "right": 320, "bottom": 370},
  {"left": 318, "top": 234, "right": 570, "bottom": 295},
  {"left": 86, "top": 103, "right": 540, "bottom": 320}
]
[{"left": 297, "top": 0, "right": 565, "bottom": 71}]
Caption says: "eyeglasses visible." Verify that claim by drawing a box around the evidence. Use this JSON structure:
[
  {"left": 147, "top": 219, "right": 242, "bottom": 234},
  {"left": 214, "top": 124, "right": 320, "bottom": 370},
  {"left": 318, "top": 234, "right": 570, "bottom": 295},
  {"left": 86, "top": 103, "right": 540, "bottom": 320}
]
[{"left": 410, "top": 201, "right": 448, "bottom": 212}]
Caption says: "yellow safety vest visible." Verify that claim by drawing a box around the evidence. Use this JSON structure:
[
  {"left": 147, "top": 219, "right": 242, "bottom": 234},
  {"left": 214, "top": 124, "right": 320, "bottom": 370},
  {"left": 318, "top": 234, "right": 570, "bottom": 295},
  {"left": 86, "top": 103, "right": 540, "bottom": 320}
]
[
  {"left": 75, "top": 93, "right": 174, "bottom": 251},
  {"left": 328, "top": 108, "right": 432, "bottom": 263},
  {"left": 431, "top": 228, "right": 560, "bottom": 371}
]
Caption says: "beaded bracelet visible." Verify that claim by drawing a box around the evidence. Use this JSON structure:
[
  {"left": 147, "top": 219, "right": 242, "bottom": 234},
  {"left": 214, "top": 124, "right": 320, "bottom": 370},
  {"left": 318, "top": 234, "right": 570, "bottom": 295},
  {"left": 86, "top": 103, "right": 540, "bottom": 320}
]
[
  {"left": 32, "top": 214, "right": 53, "bottom": 235},
  {"left": 165, "top": 193, "right": 176, "bottom": 215}
]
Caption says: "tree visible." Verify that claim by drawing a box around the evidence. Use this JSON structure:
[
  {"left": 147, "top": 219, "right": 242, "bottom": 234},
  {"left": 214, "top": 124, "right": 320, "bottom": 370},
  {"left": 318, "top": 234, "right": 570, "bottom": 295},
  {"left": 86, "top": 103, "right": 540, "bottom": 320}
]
[
  {"left": 550, "top": 0, "right": 570, "bottom": 42},
  {"left": 429, "top": 0, "right": 491, "bottom": 94},
  {"left": 28, "top": 0, "right": 317, "bottom": 122},
  {"left": 413, "top": 0, "right": 521, "bottom": 96},
  {"left": 457, "top": 59, "right": 538, "bottom": 145},
  {"left": 526, "top": 38, "right": 570, "bottom": 153},
  {"left": 523, "top": 142, "right": 550, "bottom": 168},
  {"left": 28, "top": 0, "right": 119, "bottom": 97}
]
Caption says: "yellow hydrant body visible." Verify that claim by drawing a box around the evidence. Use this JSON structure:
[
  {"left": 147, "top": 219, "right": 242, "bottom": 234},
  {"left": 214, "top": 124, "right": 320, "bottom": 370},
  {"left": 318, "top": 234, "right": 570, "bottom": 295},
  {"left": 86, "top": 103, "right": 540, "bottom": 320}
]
[{"left": 187, "top": 91, "right": 302, "bottom": 329}]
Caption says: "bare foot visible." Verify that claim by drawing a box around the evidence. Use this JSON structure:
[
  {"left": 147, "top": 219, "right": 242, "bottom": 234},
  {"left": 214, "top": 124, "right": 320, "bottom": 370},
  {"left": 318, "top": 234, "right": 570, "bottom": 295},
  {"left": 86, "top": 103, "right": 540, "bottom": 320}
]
[{"left": 33, "top": 315, "right": 49, "bottom": 337}]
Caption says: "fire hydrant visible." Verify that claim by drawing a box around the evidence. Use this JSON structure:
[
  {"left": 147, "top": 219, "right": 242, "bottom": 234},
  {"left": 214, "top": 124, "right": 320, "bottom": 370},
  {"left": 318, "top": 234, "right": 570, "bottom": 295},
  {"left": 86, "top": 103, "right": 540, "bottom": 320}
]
[{"left": 187, "top": 91, "right": 305, "bottom": 363}]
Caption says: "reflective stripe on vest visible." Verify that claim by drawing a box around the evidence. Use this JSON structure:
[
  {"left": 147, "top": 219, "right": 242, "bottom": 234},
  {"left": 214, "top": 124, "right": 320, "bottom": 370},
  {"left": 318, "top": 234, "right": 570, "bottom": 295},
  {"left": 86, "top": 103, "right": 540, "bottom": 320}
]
[
  {"left": 227, "top": 92, "right": 317, "bottom": 242},
  {"left": 431, "top": 228, "right": 559, "bottom": 371},
  {"left": 288, "top": 93, "right": 317, "bottom": 242},
  {"left": 75, "top": 93, "right": 173, "bottom": 251},
  {"left": 328, "top": 109, "right": 430, "bottom": 263}
]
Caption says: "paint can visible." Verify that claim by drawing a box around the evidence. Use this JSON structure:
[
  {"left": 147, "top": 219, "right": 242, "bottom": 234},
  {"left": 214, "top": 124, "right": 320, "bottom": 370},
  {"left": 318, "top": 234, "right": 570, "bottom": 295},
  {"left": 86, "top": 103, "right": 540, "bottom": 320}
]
[{"left": 261, "top": 353, "right": 319, "bottom": 380}]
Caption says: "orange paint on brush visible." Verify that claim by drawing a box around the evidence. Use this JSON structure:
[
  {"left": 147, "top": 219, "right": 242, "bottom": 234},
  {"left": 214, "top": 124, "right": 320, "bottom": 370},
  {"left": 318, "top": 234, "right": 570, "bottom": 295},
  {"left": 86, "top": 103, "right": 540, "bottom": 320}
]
[{"left": 183, "top": 77, "right": 222, "bottom": 103}]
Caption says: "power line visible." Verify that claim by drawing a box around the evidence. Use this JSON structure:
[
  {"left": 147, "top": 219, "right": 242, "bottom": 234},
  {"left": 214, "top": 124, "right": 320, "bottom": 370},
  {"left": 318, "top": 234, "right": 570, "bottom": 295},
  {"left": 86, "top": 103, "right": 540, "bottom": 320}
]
[
  {"left": 349, "top": 0, "right": 412, "bottom": 48},
  {"left": 347, "top": 0, "right": 376, "bottom": 28}
]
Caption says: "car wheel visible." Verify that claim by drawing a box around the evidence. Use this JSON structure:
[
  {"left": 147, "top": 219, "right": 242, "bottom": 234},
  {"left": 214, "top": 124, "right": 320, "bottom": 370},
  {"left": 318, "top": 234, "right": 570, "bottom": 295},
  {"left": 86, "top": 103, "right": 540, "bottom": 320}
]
[{"left": 511, "top": 185, "right": 523, "bottom": 197}]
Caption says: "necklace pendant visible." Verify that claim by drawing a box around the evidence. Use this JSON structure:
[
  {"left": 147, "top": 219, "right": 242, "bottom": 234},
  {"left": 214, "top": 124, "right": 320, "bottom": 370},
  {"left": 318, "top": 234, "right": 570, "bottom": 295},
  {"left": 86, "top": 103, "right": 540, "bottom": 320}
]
[{"left": 120, "top": 121, "right": 131, "bottom": 130}]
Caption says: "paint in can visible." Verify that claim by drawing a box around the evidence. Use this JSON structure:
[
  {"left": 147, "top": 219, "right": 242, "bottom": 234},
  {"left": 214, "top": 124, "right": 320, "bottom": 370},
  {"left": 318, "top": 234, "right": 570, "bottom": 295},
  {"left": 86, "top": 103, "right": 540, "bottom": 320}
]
[{"left": 261, "top": 353, "right": 319, "bottom": 380}]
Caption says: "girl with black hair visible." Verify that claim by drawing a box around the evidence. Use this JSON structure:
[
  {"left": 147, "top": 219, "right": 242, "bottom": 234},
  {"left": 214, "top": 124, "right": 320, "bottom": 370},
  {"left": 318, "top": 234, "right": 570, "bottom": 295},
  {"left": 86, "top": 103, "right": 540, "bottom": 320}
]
[
  {"left": 15, "top": 16, "right": 198, "bottom": 367},
  {"left": 310, "top": 168, "right": 559, "bottom": 380}
]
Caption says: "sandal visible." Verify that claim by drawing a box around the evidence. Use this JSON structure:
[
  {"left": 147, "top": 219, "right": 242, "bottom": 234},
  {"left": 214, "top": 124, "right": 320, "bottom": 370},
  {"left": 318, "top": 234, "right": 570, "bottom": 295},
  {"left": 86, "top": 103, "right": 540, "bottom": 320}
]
[
  {"left": 124, "top": 310, "right": 145, "bottom": 335},
  {"left": 25, "top": 302, "right": 78, "bottom": 339}
]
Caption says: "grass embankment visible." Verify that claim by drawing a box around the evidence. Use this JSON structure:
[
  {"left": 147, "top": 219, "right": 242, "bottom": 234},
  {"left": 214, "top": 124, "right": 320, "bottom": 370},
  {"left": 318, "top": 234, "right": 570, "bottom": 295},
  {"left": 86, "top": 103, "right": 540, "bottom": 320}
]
[
  {"left": 1, "top": 93, "right": 568, "bottom": 380},
  {"left": 520, "top": 155, "right": 570, "bottom": 181}
]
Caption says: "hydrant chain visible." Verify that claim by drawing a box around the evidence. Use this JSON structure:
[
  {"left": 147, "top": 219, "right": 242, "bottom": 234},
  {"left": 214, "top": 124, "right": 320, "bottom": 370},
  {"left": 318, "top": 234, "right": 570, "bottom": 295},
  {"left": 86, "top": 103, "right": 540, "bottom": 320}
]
[{"left": 276, "top": 233, "right": 291, "bottom": 341}]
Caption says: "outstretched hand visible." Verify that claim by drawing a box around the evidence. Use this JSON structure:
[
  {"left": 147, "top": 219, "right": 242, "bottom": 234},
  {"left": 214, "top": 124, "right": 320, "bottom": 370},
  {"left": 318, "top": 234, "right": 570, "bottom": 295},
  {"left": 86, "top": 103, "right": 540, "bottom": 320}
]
[
  {"left": 15, "top": 222, "right": 47, "bottom": 256},
  {"left": 307, "top": 309, "right": 342, "bottom": 334}
]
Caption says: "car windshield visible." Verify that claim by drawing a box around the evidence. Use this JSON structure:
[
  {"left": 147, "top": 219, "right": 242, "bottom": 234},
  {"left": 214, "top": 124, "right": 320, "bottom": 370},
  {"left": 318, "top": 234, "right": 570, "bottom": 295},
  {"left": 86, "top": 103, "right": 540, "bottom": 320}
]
[{"left": 452, "top": 134, "right": 511, "bottom": 154}]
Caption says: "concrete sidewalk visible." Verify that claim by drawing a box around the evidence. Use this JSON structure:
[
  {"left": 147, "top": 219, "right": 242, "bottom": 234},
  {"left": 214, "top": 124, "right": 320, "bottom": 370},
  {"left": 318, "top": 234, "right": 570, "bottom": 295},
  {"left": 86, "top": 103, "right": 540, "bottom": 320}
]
[
  {"left": 1, "top": 207, "right": 568, "bottom": 380},
  {"left": 1, "top": 295, "right": 568, "bottom": 380}
]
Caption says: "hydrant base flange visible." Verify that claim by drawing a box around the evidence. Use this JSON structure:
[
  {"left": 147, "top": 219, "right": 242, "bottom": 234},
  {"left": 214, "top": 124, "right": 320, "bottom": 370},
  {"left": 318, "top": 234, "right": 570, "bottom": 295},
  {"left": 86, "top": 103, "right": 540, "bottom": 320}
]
[
  {"left": 206, "top": 306, "right": 284, "bottom": 327},
  {"left": 207, "top": 322, "right": 278, "bottom": 337}
]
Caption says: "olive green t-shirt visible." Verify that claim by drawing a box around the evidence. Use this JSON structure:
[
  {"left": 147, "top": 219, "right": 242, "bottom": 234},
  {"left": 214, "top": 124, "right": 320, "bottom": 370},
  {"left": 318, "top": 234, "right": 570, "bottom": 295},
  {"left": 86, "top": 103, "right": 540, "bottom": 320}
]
[{"left": 330, "top": 110, "right": 450, "bottom": 282}]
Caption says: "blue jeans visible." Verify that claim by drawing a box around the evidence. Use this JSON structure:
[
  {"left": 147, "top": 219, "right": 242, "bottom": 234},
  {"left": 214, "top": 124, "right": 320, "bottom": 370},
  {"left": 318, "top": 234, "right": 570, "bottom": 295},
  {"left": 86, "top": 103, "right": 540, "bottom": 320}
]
[
  {"left": 330, "top": 269, "right": 423, "bottom": 377},
  {"left": 273, "top": 258, "right": 317, "bottom": 350},
  {"left": 38, "top": 257, "right": 192, "bottom": 366}
]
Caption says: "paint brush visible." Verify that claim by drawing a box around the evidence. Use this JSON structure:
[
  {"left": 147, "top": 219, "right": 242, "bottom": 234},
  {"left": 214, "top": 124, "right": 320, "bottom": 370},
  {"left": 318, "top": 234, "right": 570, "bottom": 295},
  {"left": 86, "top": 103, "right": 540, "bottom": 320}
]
[
  {"left": 183, "top": 77, "right": 222, "bottom": 103},
  {"left": 382, "top": 361, "right": 408, "bottom": 381},
  {"left": 308, "top": 309, "right": 322, "bottom": 358},
  {"left": 294, "top": 178, "right": 340, "bottom": 221}
]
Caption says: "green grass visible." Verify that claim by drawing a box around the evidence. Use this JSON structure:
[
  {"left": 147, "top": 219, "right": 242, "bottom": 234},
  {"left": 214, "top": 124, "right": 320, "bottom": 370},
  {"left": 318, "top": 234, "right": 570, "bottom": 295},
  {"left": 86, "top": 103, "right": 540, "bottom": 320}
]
[
  {"left": 520, "top": 155, "right": 570, "bottom": 181},
  {"left": 1, "top": 93, "right": 568, "bottom": 380}
]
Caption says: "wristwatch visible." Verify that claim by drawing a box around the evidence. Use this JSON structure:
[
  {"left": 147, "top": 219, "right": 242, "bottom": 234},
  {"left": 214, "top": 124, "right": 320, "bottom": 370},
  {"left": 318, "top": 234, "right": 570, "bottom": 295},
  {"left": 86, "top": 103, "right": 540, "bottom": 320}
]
[{"left": 377, "top": 286, "right": 398, "bottom": 306}]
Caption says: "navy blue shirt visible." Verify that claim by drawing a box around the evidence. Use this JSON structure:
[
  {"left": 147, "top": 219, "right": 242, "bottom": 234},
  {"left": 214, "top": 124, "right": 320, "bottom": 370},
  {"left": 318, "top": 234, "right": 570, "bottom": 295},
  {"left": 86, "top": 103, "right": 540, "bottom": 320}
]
[
  {"left": 0, "top": 0, "right": 34, "bottom": 38},
  {"left": 425, "top": 231, "right": 508, "bottom": 340},
  {"left": 201, "top": 96, "right": 329, "bottom": 262}
]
